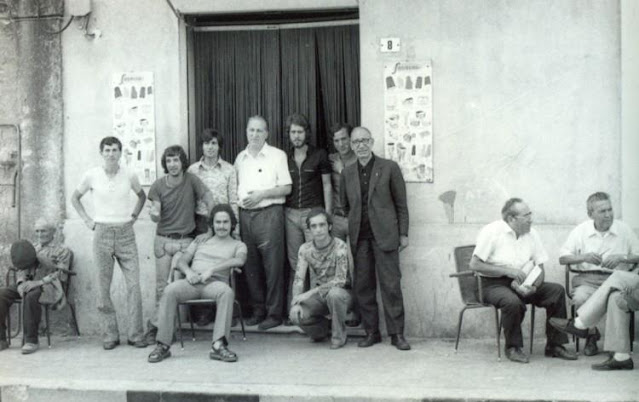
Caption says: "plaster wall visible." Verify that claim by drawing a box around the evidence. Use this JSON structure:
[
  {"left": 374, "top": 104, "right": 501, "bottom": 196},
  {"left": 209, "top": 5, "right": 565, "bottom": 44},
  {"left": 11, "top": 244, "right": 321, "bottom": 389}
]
[{"left": 60, "top": 0, "right": 635, "bottom": 339}]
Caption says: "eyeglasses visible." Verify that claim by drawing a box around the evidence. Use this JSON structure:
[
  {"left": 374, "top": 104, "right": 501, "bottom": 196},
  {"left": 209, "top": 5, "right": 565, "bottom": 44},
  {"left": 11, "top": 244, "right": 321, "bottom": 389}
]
[{"left": 351, "top": 138, "right": 372, "bottom": 146}]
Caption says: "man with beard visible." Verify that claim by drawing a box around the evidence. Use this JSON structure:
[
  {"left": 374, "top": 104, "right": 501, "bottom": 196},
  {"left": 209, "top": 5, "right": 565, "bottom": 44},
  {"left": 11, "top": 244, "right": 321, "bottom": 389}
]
[{"left": 284, "top": 113, "right": 332, "bottom": 321}]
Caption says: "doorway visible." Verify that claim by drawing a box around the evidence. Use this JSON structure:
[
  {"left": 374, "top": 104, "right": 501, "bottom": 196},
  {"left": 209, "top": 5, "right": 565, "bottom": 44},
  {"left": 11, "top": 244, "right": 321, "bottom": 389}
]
[{"left": 186, "top": 10, "right": 360, "bottom": 163}]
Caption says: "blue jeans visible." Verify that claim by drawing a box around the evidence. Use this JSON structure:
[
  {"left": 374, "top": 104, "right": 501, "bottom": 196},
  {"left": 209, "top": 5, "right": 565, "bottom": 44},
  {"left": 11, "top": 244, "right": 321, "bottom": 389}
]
[
  {"left": 240, "top": 204, "right": 285, "bottom": 320},
  {"left": 94, "top": 222, "right": 144, "bottom": 343}
]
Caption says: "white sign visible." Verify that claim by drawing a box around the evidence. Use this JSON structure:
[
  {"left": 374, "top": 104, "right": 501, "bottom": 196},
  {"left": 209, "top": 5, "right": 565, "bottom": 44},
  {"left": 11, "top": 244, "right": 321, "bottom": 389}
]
[
  {"left": 380, "top": 37, "right": 401, "bottom": 53},
  {"left": 384, "top": 61, "right": 433, "bottom": 182},
  {"left": 112, "top": 72, "right": 156, "bottom": 185}
]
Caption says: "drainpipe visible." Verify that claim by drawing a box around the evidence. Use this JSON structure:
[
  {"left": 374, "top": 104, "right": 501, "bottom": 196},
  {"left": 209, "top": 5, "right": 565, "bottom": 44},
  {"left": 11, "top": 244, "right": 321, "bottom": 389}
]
[{"left": 0, "top": 124, "right": 21, "bottom": 239}]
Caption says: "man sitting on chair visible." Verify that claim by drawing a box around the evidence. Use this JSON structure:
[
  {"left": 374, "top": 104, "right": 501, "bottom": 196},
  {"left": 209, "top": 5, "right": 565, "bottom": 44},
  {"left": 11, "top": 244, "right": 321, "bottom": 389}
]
[
  {"left": 469, "top": 197, "right": 576, "bottom": 363},
  {"left": 148, "top": 204, "right": 247, "bottom": 363},
  {"left": 289, "top": 208, "right": 353, "bottom": 349},
  {"left": 550, "top": 270, "right": 639, "bottom": 370},
  {"left": 0, "top": 238, "right": 66, "bottom": 355}
]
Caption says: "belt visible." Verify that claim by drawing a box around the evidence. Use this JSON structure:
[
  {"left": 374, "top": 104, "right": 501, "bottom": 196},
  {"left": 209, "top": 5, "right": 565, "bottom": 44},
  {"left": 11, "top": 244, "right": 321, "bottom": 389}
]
[
  {"left": 333, "top": 209, "right": 347, "bottom": 218},
  {"left": 240, "top": 204, "right": 280, "bottom": 213},
  {"left": 158, "top": 233, "right": 193, "bottom": 240}
]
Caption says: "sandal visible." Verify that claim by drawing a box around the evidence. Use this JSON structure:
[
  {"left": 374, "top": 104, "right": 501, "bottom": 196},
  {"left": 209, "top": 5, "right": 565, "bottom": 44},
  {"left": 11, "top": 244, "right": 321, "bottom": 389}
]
[{"left": 209, "top": 344, "right": 238, "bottom": 362}]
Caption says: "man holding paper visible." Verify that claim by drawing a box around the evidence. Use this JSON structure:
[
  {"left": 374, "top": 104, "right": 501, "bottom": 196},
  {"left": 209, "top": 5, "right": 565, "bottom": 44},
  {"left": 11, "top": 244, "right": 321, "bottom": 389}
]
[
  {"left": 559, "top": 192, "right": 639, "bottom": 356},
  {"left": 469, "top": 198, "right": 576, "bottom": 363}
]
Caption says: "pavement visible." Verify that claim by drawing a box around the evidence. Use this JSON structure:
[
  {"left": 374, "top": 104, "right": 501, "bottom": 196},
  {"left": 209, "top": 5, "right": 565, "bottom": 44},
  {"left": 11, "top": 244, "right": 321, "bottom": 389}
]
[{"left": 0, "top": 328, "right": 638, "bottom": 402}]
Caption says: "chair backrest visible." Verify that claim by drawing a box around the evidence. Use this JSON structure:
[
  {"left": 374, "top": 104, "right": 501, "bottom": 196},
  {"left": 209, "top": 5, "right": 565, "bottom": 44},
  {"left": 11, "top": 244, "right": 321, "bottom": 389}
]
[{"left": 453, "top": 245, "right": 481, "bottom": 304}]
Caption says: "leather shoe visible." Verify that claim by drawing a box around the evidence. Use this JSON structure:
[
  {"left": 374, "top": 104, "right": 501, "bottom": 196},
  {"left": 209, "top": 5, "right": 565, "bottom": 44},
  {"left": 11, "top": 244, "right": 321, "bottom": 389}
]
[
  {"left": 0, "top": 340, "right": 9, "bottom": 351},
  {"left": 549, "top": 318, "right": 589, "bottom": 338},
  {"left": 592, "top": 356, "right": 634, "bottom": 371},
  {"left": 390, "top": 334, "right": 411, "bottom": 351},
  {"left": 330, "top": 339, "right": 347, "bottom": 350},
  {"left": 257, "top": 317, "right": 282, "bottom": 330},
  {"left": 544, "top": 344, "right": 577, "bottom": 360},
  {"left": 505, "top": 347, "right": 529, "bottom": 363},
  {"left": 357, "top": 332, "right": 382, "bottom": 348},
  {"left": 583, "top": 334, "right": 599, "bottom": 356},
  {"left": 127, "top": 340, "right": 148, "bottom": 348},
  {"left": 103, "top": 340, "right": 120, "bottom": 350},
  {"left": 244, "top": 315, "right": 265, "bottom": 327},
  {"left": 21, "top": 343, "right": 39, "bottom": 355}
]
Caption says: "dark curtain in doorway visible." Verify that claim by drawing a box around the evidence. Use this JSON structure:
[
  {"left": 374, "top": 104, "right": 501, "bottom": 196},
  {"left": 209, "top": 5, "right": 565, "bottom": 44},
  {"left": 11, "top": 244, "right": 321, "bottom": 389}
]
[{"left": 192, "top": 24, "right": 360, "bottom": 162}]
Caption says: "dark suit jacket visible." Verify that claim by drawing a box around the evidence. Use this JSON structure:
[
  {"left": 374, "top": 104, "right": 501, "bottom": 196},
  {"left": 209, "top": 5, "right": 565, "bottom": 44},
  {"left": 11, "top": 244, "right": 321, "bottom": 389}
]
[{"left": 340, "top": 154, "right": 409, "bottom": 252}]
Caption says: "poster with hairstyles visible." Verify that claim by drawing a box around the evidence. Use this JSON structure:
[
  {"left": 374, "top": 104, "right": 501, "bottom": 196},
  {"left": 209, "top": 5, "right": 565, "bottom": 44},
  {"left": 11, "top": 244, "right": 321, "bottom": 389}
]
[
  {"left": 112, "top": 72, "right": 156, "bottom": 185},
  {"left": 384, "top": 61, "right": 433, "bottom": 182}
]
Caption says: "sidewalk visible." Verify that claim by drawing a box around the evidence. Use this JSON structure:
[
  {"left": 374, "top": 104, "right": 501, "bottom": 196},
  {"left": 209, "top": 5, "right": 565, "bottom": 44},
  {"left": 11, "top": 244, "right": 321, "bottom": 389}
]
[{"left": 0, "top": 331, "right": 637, "bottom": 402}]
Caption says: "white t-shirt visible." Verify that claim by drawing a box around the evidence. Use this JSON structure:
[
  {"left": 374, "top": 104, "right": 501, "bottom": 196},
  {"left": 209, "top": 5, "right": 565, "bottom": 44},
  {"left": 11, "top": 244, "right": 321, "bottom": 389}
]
[
  {"left": 473, "top": 220, "right": 548, "bottom": 277},
  {"left": 234, "top": 143, "right": 292, "bottom": 209},
  {"left": 77, "top": 166, "right": 142, "bottom": 223}
]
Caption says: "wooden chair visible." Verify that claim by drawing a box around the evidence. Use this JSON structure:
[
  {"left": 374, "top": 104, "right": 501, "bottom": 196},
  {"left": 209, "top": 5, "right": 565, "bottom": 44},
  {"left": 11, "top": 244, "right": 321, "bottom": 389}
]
[
  {"left": 175, "top": 267, "right": 246, "bottom": 349},
  {"left": 564, "top": 263, "right": 636, "bottom": 352},
  {"left": 5, "top": 251, "right": 80, "bottom": 347},
  {"left": 450, "top": 245, "right": 536, "bottom": 360}
]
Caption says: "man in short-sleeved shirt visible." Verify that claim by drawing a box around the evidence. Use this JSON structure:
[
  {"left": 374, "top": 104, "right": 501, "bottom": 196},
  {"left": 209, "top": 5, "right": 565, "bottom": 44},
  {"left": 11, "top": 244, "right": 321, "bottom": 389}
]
[
  {"left": 187, "top": 128, "right": 239, "bottom": 236},
  {"left": 71, "top": 136, "right": 147, "bottom": 350},
  {"left": 470, "top": 198, "right": 575, "bottom": 363},
  {"left": 148, "top": 204, "right": 246, "bottom": 363},
  {"left": 145, "top": 145, "right": 213, "bottom": 344},
  {"left": 234, "top": 115, "right": 292, "bottom": 330},
  {"left": 559, "top": 192, "right": 639, "bottom": 356}
]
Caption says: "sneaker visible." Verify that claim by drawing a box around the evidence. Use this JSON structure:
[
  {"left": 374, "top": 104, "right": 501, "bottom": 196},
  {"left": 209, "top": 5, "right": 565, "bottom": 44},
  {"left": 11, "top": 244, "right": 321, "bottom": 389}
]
[
  {"left": 0, "top": 340, "right": 8, "bottom": 351},
  {"left": 209, "top": 343, "right": 238, "bottom": 362},
  {"left": 148, "top": 343, "right": 171, "bottom": 363},
  {"left": 21, "top": 343, "right": 39, "bottom": 355}
]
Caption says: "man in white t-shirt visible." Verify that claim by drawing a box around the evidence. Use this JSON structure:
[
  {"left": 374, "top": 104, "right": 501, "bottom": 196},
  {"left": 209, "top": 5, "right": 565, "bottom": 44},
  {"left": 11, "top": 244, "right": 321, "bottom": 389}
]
[
  {"left": 71, "top": 136, "right": 147, "bottom": 350},
  {"left": 469, "top": 198, "right": 576, "bottom": 363}
]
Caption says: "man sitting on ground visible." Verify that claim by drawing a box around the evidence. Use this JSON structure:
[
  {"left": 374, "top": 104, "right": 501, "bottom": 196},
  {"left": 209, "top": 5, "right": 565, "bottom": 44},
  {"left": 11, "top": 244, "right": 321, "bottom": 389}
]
[
  {"left": 289, "top": 208, "right": 353, "bottom": 349},
  {"left": 148, "top": 204, "right": 247, "bottom": 363},
  {"left": 550, "top": 270, "right": 639, "bottom": 370}
]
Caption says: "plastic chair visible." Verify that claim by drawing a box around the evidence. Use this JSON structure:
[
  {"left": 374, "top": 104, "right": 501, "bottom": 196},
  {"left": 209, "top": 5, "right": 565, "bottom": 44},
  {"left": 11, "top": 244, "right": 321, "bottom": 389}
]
[
  {"left": 175, "top": 267, "right": 246, "bottom": 349},
  {"left": 450, "top": 245, "right": 536, "bottom": 360},
  {"left": 5, "top": 251, "right": 80, "bottom": 347},
  {"left": 564, "top": 263, "right": 636, "bottom": 352}
]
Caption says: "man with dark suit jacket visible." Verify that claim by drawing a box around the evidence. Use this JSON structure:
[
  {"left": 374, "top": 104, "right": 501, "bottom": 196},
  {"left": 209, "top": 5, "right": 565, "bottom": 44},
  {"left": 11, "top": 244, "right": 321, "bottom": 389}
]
[{"left": 339, "top": 126, "right": 410, "bottom": 350}]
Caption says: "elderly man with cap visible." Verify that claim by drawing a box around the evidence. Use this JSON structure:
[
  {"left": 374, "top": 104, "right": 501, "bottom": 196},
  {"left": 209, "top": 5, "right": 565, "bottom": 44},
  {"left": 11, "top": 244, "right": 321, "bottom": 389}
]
[
  {"left": 0, "top": 239, "right": 65, "bottom": 354},
  {"left": 33, "top": 219, "right": 72, "bottom": 284}
]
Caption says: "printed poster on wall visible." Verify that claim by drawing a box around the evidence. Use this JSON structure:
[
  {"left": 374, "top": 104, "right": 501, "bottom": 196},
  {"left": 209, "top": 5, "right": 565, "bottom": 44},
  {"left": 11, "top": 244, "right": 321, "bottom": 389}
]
[
  {"left": 384, "top": 61, "right": 433, "bottom": 182},
  {"left": 112, "top": 72, "right": 156, "bottom": 185}
]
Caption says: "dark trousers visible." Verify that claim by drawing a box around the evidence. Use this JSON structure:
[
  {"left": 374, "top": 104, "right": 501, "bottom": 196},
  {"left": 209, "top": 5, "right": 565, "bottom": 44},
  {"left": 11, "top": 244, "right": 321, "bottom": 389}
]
[
  {"left": 0, "top": 285, "right": 42, "bottom": 344},
  {"left": 240, "top": 204, "right": 285, "bottom": 320},
  {"left": 354, "top": 238, "right": 405, "bottom": 335},
  {"left": 481, "top": 277, "right": 569, "bottom": 349}
]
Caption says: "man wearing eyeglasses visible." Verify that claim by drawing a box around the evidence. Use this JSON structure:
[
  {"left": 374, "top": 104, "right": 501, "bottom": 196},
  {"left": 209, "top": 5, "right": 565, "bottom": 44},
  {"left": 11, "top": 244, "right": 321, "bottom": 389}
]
[
  {"left": 469, "top": 198, "right": 576, "bottom": 363},
  {"left": 339, "top": 126, "right": 411, "bottom": 351}
]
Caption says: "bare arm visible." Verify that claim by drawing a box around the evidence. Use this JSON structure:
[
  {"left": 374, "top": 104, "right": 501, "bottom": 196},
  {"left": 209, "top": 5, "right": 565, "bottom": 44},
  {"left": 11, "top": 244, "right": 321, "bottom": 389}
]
[
  {"left": 201, "top": 252, "right": 247, "bottom": 282},
  {"left": 132, "top": 189, "right": 146, "bottom": 221},
  {"left": 321, "top": 173, "right": 332, "bottom": 214},
  {"left": 71, "top": 190, "right": 95, "bottom": 230},
  {"left": 242, "top": 185, "right": 292, "bottom": 209}
]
